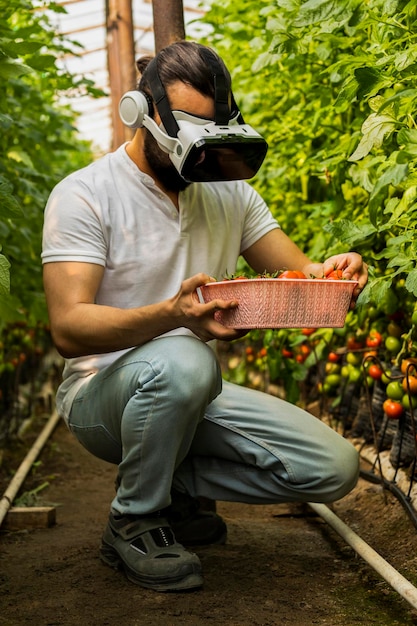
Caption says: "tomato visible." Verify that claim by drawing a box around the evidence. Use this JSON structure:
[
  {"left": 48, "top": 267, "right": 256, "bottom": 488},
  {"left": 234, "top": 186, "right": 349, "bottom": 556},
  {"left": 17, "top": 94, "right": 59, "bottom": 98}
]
[
  {"left": 400, "top": 357, "right": 417, "bottom": 376},
  {"left": 328, "top": 351, "right": 341, "bottom": 363},
  {"left": 402, "top": 375, "right": 417, "bottom": 395},
  {"left": 366, "top": 330, "right": 383, "bottom": 348},
  {"left": 325, "top": 362, "right": 341, "bottom": 375},
  {"left": 412, "top": 310, "right": 417, "bottom": 326},
  {"left": 348, "top": 367, "right": 362, "bottom": 384},
  {"left": 387, "top": 321, "right": 402, "bottom": 338},
  {"left": 326, "top": 268, "right": 344, "bottom": 280},
  {"left": 346, "top": 335, "right": 365, "bottom": 350},
  {"left": 383, "top": 399, "right": 404, "bottom": 419},
  {"left": 385, "top": 336, "right": 401, "bottom": 354},
  {"left": 386, "top": 380, "right": 404, "bottom": 401},
  {"left": 278, "top": 270, "right": 307, "bottom": 279},
  {"left": 402, "top": 394, "right": 417, "bottom": 410},
  {"left": 346, "top": 352, "right": 362, "bottom": 366},
  {"left": 301, "top": 328, "right": 316, "bottom": 336},
  {"left": 381, "top": 370, "right": 392, "bottom": 385},
  {"left": 368, "top": 364, "right": 383, "bottom": 380},
  {"left": 282, "top": 348, "right": 293, "bottom": 358},
  {"left": 258, "top": 347, "right": 267, "bottom": 358},
  {"left": 325, "top": 374, "right": 342, "bottom": 387}
]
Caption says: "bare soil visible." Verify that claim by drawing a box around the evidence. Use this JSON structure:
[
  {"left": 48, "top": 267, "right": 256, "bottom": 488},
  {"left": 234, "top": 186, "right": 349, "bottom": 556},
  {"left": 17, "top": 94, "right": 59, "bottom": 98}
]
[{"left": 2, "top": 418, "right": 417, "bottom": 626}]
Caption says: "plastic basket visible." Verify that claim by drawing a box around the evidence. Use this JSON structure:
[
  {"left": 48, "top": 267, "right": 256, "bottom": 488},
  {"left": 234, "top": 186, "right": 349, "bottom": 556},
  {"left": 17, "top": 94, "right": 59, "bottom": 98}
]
[{"left": 198, "top": 278, "right": 358, "bottom": 329}]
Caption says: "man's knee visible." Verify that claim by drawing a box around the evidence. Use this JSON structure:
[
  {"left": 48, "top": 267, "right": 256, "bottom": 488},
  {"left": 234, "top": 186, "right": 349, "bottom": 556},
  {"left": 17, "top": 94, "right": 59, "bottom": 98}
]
[{"left": 322, "top": 440, "right": 360, "bottom": 502}]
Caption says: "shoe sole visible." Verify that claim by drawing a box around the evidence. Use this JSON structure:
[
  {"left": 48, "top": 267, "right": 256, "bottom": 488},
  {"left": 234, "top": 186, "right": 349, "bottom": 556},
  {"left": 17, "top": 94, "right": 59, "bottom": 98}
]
[{"left": 100, "top": 542, "right": 203, "bottom": 592}]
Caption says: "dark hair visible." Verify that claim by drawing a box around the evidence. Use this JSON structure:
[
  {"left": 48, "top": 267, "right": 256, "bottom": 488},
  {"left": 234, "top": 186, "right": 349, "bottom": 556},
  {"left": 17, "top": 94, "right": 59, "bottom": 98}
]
[{"left": 136, "top": 40, "right": 231, "bottom": 101}]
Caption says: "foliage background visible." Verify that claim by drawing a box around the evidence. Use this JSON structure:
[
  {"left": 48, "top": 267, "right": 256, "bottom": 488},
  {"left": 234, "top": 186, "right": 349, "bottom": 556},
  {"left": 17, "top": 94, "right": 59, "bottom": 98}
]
[
  {"left": 197, "top": 0, "right": 417, "bottom": 402},
  {"left": 200, "top": 0, "right": 417, "bottom": 312},
  {"left": 0, "top": 0, "right": 95, "bottom": 326},
  {"left": 0, "top": 0, "right": 99, "bottom": 442}
]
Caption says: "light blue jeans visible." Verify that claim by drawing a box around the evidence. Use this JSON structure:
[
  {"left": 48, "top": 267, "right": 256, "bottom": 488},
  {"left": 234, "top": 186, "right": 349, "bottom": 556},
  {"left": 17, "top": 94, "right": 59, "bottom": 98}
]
[{"left": 68, "top": 335, "right": 359, "bottom": 516}]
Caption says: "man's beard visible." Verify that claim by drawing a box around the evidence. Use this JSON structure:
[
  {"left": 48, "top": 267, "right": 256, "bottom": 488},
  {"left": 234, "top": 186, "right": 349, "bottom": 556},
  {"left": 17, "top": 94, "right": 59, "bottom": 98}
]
[{"left": 143, "top": 130, "right": 190, "bottom": 193}]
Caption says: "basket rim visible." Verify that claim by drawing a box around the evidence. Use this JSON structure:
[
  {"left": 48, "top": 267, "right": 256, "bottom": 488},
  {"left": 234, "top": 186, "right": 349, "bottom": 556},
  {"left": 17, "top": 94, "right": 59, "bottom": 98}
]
[{"left": 202, "top": 277, "right": 359, "bottom": 287}]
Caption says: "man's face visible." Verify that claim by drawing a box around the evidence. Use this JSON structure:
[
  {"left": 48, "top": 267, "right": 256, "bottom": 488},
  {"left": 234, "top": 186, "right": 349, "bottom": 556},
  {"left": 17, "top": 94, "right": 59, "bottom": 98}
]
[{"left": 144, "top": 81, "right": 216, "bottom": 192}]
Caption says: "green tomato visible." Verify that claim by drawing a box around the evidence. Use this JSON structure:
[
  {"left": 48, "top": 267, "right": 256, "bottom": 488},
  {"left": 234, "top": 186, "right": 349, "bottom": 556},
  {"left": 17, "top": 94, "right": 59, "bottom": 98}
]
[
  {"left": 402, "top": 394, "right": 417, "bottom": 410},
  {"left": 386, "top": 380, "right": 404, "bottom": 401},
  {"left": 385, "top": 336, "right": 401, "bottom": 354},
  {"left": 412, "top": 310, "right": 417, "bottom": 326},
  {"left": 346, "top": 352, "right": 362, "bottom": 366},
  {"left": 348, "top": 367, "right": 362, "bottom": 384},
  {"left": 381, "top": 369, "right": 392, "bottom": 385},
  {"left": 325, "top": 374, "right": 342, "bottom": 387}
]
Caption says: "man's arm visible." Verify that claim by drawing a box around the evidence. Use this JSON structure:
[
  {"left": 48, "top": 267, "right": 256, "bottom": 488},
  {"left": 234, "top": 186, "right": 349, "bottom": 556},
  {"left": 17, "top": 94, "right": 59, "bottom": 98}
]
[{"left": 43, "top": 261, "right": 245, "bottom": 358}]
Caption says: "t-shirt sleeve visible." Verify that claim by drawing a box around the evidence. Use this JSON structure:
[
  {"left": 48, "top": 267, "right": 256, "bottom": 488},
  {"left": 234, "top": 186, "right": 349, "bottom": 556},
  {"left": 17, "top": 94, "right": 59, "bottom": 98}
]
[
  {"left": 41, "top": 176, "right": 107, "bottom": 266},
  {"left": 239, "top": 182, "right": 280, "bottom": 253}
]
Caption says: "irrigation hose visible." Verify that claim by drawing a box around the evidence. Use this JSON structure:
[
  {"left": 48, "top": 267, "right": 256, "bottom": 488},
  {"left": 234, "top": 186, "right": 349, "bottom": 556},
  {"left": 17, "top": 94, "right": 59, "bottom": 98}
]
[
  {"left": 0, "top": 409, "right": 61, "bottom": 529},
  {"left": 308, "top": 501, "right": 417, "bottom": 611}
]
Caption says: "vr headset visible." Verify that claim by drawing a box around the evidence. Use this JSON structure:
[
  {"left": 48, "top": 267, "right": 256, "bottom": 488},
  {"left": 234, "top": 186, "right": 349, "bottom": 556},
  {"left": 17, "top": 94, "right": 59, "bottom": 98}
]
[{"left": 119, "top": 48, "right": 268, "bottom": 182}]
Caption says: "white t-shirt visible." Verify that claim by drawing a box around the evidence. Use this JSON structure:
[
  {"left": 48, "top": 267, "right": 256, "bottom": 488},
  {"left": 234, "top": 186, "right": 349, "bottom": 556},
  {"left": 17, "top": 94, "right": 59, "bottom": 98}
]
[{"left": 42, "top": 143, "right": 279, "bottom": 420}]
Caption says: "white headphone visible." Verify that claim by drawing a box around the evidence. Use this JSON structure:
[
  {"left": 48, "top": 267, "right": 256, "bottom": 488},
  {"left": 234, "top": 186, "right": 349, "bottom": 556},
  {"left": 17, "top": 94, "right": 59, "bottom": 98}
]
[{"left": 119, "top": 91, "right": 154, "bottom": 128}]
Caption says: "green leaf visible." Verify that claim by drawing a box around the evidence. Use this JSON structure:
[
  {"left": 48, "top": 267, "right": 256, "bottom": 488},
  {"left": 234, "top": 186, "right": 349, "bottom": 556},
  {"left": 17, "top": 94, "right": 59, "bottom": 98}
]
[
  {"left": 0, "top": 180, "right": 23, "bottom": 219},
  {"left": 0, "top": 254, "right": 10, "bottom": 295},
  {"left": 354, "top": 67, "right": 392, "bottom": 100},
  {"left": 324, "top": 219, "right": 377, "bottom": 245},
  {"left": 349, "top": 113, "right": 397, "bottom": 161},
  {"left": 368, "top": 163, "right": 408, "bottom": 225},
  {"left": 0, "top": 58, "right": 32, "bottom": 78},
  {"left": 405, "top": 268, "right": 417, "bottom": 296},
  {"left": 398, "top": 128, "right": 417, "bottom": 156}
]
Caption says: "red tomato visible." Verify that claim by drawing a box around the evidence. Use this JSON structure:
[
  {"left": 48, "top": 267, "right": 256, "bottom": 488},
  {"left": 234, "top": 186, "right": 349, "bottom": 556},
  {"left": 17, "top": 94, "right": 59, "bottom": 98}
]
[
  {"left": 383, "top": 399, "right": 404, "bottom": 419},
  {"left": 368, "top": 364, "right": 383, "bottom": 380},
  {"left": 326, "top": 268, "right": 344, "bottom": 280},
  {"left": 328, "top": 351, "right": 341, "bottom": 363},
  {"left": 346, "top": 335, "right": 365, "bottom": 350},
  {"left": 301, "top": 328, "right": 316, "bottom": 336},
  {"left": 278, "top": 270, "right": 307, "bottom": 279},
  {"left": 366, "top": 330, "right": 383, "bottom": 348},
  {"left": 282, "top": 348, "right": 293, "bottom": 358}
]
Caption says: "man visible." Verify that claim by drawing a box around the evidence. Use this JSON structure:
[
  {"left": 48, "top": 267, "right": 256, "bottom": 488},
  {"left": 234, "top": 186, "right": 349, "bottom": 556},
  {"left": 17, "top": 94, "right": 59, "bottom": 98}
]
[{"left": 42, "top": 40, "right": 368, "bottom": 592}]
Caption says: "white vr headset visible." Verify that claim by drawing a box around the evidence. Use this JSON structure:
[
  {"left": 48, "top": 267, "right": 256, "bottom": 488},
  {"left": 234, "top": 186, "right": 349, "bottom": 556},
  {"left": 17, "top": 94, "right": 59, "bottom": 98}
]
[{"left": 119, "top": 50, "right": 268, "bottom": 182}]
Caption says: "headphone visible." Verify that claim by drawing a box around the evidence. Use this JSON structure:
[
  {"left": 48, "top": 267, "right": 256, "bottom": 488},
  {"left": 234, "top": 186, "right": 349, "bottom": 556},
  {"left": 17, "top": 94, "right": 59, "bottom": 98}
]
[
  {"left": 119, "top": 89, "right": 154, "bottom": 129},
  {"left": 119, "top": 47, "right": 237, "bottom": 134}
]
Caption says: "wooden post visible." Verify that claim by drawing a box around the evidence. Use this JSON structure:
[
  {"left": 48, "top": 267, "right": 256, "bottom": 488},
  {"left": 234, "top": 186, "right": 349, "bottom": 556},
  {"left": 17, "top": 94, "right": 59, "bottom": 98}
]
[
  {"left": 107, "top": 0, "right": 136, "bottom": 150},
  {"left": 152, "top": 0, "right": 186, "bottom": 52}
]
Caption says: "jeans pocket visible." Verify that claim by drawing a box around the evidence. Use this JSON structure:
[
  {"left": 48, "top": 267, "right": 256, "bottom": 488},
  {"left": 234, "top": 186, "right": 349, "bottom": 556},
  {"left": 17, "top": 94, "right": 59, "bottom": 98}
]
[{"left": 69, "top": 423, "right": 122, "bottom": 464}]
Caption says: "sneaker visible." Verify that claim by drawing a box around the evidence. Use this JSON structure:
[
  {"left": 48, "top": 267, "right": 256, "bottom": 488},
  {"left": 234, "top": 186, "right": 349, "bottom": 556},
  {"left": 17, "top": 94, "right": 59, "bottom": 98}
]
[
  {"left": 165, "top": 490, "right": 227, "bottom": 546},
  {"left": 100, "top": 512, "right": 203, "bottom": 592}
]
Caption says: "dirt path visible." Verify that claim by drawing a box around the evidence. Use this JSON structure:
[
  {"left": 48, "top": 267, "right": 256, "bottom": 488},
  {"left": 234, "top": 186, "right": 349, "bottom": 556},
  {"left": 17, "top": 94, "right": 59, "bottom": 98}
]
[{"left": 1, "top": 420, "right": 417, "bottom": 625}]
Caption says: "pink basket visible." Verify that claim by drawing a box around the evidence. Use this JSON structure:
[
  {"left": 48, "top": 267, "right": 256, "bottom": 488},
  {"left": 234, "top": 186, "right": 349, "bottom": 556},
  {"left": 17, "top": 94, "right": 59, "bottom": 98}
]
[{"left": 198, "top": 278, "right": 358, "bottom": 329}]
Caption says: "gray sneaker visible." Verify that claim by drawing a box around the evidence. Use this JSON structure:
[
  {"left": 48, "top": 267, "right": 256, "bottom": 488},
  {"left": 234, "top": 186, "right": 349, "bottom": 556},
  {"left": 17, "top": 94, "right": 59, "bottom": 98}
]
[{"left": 100, "top": 512, "right": 203, "bottom": 592}]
